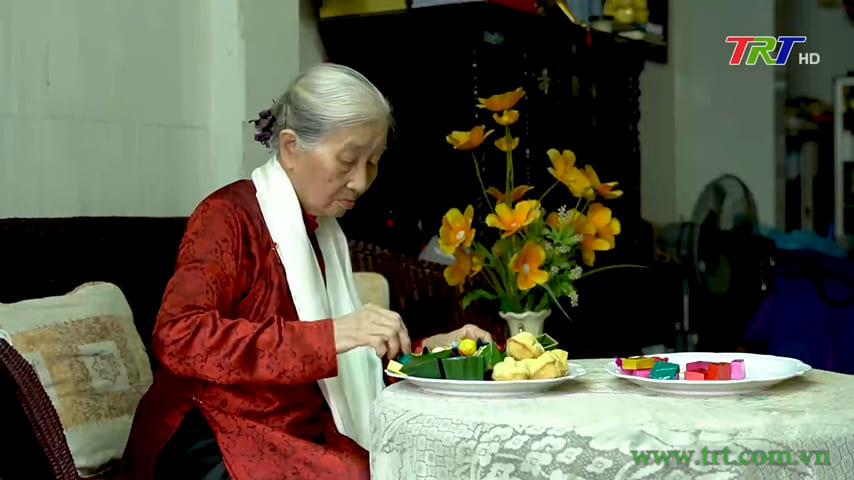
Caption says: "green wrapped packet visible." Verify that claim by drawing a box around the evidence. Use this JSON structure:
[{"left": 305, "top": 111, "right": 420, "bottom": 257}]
[
  {"left": 441, "top": 356, "right": 485, "bottom": 380},
  {"left": 400, "top": 349, "right": 452, "bottom": 379},
  {"left": 402, "top": 358, "right": 442, "bottom": 379},
  {"left": 536, "top": 333, "right": 559, "bottom": 351},
  {"left": 475, "top": 343, "right": 505, "bottom": 371}
]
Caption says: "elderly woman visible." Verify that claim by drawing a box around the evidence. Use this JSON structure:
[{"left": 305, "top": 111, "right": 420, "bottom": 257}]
[{"left": 123, "top": 63, "right": 491, "bottom": 480}]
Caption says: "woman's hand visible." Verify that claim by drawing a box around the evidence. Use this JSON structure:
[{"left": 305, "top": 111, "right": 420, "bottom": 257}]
[
  {"left": 333, "top": 304, "right": 411, "bottom": 359},
  {"left": 422, "top": 323, "right": 494, "bottom": 351}
]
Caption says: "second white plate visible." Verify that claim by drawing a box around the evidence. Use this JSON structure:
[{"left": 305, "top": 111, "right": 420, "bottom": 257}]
[{"left": 604, "top": 352, "right": 811, "bottom": 395}]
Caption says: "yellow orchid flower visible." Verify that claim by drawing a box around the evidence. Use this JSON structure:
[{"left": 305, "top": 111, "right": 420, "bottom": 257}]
[
  {"left": 546, "top": 148, "right": 577, "bottom": 179},
  {"left": 566, "top": 167, "right": 594, "bottom": 199},
  {"left": 580, "top": 235, "right": 612, "bottom": 266},
  {"left": 446, "top": 125, "right": 494, "bottom": 150},
  {"left": 567, "top": 208, "right": 613, "bottom": 266},
  {"left": 471, "top": 250, "right": 485, "bottom": 275},
  {"left": 587, "top": 203, "right": 621, "bottom": 248},
  {"left": 486, "top": 185, "right": 533, "bottom": 203},
  {"left": 477, "top": 87, "right": 526, "bottom": 112},
  {"left": 584, "top": 165, "right": 623, "bottom": 199},
  {"left": 439, "top": 205, "right": 475, "bottom": 254},
  {"left": 445, "top": 247, "right": 477, "bottom": 291},
  {"left": 495, "top": 136, "right": 520, "bottom": 152},
  {"left": 485, "top": 200, "right": 541, "bottom": 238},
  {"left": 566, "top": 209, "right": 595, "bottom": 236},
  {"left": 509, "top": 241, "right": 550, "bottom": 290},
  {"left": 546, "top": 149, "right": 595, "bottom": 199},
  {"left": 493, "top": 109, "right": 520, "bottom": 126}
]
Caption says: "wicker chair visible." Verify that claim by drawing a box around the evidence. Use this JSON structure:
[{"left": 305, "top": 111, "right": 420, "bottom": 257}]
[
  {"left": 0, "top": 339, "right": 81, "bottom": 480},
  {"left": 348, "top": 240, "right": 505, "bottom": 345}
]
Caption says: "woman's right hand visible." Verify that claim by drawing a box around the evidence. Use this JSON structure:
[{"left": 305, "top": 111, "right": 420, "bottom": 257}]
[{"left": 332, "top": 304, "right": 411, "bottom": 359}]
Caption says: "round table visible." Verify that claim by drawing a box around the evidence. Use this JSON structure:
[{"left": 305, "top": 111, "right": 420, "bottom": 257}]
[{"left": 369, "top": 358, "right": 854, "bottom": 480}]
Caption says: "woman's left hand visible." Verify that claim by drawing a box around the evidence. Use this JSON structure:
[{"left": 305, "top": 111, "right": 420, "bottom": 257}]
[{"left": 423, "top": 323, "right": 493, "bottom": 351}]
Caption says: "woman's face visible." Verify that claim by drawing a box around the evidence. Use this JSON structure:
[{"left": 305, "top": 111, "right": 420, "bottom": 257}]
[{"left": 278, "top": 122, "right": 387, "bottom": 218}]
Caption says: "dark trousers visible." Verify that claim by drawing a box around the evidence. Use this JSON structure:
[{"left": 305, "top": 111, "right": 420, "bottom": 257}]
[{"left": 153, "top": 409, "right": 230, "bottom": 480}]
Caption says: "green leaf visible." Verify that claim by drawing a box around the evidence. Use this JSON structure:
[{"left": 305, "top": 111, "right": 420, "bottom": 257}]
[
  {"left": 462, "top": 289, "right": 497, "bottom": 309},
  {"left": 577, "top": 264, "right": 651, "bottom": 279},
  {"left": 542, "top": 284, "right": 572, "bottom": 322},
  {"left": 535, "top": 291, "right": 552, "bottom": 310}
]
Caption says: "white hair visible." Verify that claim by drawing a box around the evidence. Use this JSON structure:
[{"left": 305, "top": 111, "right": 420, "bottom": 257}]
[{"left": 268, "top": 63, "right": 393, "bottom": 152}]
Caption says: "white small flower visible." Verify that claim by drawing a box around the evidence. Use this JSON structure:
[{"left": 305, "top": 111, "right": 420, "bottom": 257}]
[
  {"left": 544, "top": 241, "right": 553, "bottom": 251},
  {"left": 556, "top": 246, "right": 570, "bottom": 254},
  {"left": 550, "top": 265, "right": 559, "bottom": 275},
  {"left": 574, "top": 234, "right": 584, "bottom": 242},
  {"left": 569, "top": 291, "right": 579, "bottom": 307},
  {"left": 569, "top": 266, "right": 583, "bottom": 280}
]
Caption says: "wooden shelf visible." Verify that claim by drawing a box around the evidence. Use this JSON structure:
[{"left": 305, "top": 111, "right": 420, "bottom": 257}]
[{"left": 318, "top": 2, "right": 665, "bottom": 63}]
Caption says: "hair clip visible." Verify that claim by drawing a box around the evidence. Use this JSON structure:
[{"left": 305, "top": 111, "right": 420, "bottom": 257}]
[{"left": 250, "top": 108, "right": 276, "bottom": 148}]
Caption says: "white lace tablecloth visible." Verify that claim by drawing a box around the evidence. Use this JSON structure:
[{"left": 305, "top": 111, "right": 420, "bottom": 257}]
[{"left": 370, "top": 358, "right": 854, "bottom": 480}]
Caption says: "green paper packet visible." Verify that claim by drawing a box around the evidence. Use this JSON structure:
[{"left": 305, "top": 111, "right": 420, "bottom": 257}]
[
  {"left": 441, "top": 356, "right": 485, "bottom": 380},
  {"left": 402, "top": 358, "right": 442, "bottom": 379},
  {"left": 475, "top": 343, "right": 505, "bottom": 371},
  {"left": 536, "top": 333, "right": 559, "bottom": 351},
  {"left": 400, "top": 349, "right": 452, "bottom": 378}
]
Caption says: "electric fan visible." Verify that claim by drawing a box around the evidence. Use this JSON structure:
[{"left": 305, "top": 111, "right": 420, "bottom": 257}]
[{"left": 653, "top": 174, "right": 777, "bottom": 352}]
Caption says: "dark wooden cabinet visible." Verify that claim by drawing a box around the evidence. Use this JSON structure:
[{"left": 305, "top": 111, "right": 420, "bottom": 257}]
[
  {"left": 319, "top": 4, "right": 671, "bottom": 357},
  {"left": 319, "top": 4, "right": 645, "bottom": 257}
]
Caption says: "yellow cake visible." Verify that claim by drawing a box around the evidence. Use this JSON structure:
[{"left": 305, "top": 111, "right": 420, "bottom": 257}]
[
  {"left": 492, "top": 357, "right": 529, "bottom": 381},
  {"left": 548, "top": 349, "right": 570, "bottom": 376},
  {"left": 506, "top": 331, "right": 545, "bottom": 360},
  {"left": 526, "top": 353, "right": 563, "bottom": 379}
]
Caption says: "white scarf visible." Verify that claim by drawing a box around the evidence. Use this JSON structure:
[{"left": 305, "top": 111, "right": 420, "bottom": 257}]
[{"left": 251, "top": 157, "right": 384, "bottom": 451}]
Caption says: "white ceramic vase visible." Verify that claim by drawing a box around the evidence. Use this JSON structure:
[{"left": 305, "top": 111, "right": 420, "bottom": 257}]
[{"left": 499, "top": 309, "right": 551, "bottom": 337}]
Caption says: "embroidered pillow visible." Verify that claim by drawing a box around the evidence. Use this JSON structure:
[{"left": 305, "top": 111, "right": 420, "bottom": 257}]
[{"left": 0, "top": 282, "right": 153, "bottom": 477}]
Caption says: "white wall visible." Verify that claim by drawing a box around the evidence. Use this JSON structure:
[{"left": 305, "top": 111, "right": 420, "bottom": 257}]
[
  {"left": 0, "top": 0, "right": 325, "bottom": 218},
  {"left": 639, "top": 0, "right": 777, "bottom": 226},
  {"left": 639, "top": 61, "right": 676, "bottom": 224},
  {"left": 784, "top": 0, "right": 854, "bottom": 104},
  {"left": 1, "top": 0, "right": 212, "bottom": 217}
]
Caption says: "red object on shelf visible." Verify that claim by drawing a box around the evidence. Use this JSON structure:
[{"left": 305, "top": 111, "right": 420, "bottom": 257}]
[{"left": 489, "top": 0, "right": 539, "bottom": 14}]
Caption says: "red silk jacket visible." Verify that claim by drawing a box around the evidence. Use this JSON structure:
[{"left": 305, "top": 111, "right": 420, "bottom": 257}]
[{"left": 123, "top": 180, "right": 393, "bottom": 480}]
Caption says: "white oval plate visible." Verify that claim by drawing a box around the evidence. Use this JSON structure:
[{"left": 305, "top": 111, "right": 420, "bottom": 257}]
[
  {"left": 386, "top": 362, "right": 587, "bottom": 397},
  {"left": 604, "top": 352, "right": 811, "bottom": 396}
]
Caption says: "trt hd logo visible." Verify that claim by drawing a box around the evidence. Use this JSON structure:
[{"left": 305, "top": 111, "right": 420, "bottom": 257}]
[{"left": 725, "top": 36, "right": 820, "bottom": 65}]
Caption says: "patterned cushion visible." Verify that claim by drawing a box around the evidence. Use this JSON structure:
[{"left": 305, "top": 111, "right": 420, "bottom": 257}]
[
  {"left": 0, "top": 282, "right": 153, "bottom": 477},
  {"left": 354, "top": 272, "right": 390, "bottom": 309}
]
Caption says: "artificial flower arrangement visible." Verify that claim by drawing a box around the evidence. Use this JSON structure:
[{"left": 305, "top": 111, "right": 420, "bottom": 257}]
[{"left": 438, "top": 87, "right": 624, "bottom": 322}]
